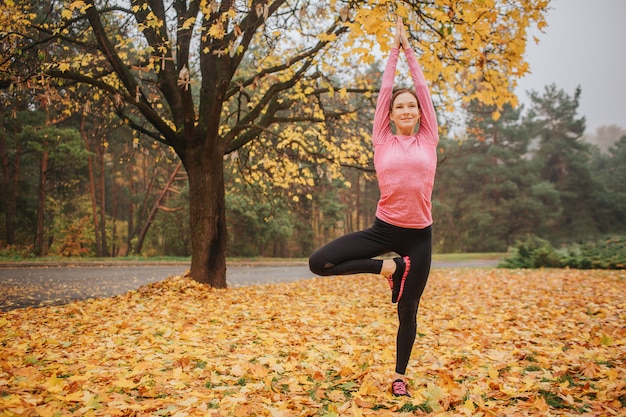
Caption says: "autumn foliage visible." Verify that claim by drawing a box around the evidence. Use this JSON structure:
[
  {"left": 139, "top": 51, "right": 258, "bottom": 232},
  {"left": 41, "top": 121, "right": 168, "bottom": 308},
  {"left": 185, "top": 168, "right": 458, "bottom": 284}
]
[{"left": 1, "top": 268, "right": 624, "bottom": 416}]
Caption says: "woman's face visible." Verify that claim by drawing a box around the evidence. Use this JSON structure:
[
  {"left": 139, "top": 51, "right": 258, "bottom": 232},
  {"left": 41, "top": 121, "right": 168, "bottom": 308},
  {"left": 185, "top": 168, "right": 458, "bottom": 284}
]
[{"left": 390, "top": 92, "right": 420, "bottom": 135}]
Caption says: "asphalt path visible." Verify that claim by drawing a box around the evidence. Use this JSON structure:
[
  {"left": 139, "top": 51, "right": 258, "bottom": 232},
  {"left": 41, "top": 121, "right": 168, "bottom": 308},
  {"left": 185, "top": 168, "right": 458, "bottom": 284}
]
[{"left": 0, "top": 259, "right": 498, "bottom": 311}]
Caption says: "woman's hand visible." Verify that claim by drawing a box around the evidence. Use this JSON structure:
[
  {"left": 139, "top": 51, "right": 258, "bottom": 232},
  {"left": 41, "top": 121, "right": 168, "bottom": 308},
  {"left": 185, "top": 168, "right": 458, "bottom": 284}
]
[
  {"left": 393, "top": 16, "right": 402, "bottom": 49},
  {"left": 397, "top": 17, "right": 410, "bottom": 49}
]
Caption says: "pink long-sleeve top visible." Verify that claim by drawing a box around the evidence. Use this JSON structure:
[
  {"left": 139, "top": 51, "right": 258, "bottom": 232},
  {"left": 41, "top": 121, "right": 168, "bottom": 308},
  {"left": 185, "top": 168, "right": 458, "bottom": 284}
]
[{"left": 372, "top": 46, "right": 439, "bottom": 229}]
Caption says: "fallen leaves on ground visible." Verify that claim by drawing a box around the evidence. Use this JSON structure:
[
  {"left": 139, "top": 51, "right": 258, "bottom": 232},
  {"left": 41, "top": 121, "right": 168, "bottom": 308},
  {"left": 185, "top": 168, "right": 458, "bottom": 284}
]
[{"left": 1, "top": 268, "right": 624, "bottom": 416}]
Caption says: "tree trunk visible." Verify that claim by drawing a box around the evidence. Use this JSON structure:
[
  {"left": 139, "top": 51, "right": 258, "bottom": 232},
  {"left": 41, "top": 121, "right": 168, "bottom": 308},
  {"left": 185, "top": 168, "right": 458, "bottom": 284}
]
[
  {"left": 184, "top": 141, "right": 227, "bottom": 288},
  {"left": 97, "top": 146, "right": 109, "bottom": 256},
  {"left": 124, "top": 156, "right": 134, "bottom": 257},
  {"left": 34, "top": 149, "right": 49, "bottom": 256},
  {"left": 0, "top": 130, "right": 16, "bottom": 244},
  {"left": 134, "top": 161, "right": 182, "bottom": 255},
  {"left": 111, "top": 177, "right": 118, "bottom": 256},
  {"left": 80, "top": 115, "right": 103, "bottom": 256}
]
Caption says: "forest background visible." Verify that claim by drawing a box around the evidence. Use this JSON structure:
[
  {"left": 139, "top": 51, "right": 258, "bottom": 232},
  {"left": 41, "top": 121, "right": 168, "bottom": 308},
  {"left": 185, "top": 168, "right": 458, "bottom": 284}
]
[
  {"left": 1, "top": 0, "right": 625, "bottom": 265},
  {"left": 3, "top": 82, "right": 625, "bottom": 262}
]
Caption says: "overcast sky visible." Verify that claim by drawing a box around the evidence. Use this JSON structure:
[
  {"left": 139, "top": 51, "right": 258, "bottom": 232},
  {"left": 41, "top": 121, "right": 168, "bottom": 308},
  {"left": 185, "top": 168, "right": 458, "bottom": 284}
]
[{"left": 515, "top": 0, "right": 626, "bottom": 134}]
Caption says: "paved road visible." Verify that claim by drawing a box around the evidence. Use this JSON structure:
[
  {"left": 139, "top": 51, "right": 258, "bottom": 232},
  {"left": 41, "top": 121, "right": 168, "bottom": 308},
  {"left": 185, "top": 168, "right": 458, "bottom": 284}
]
[{"left": 0, "top": 259, "right": 498, "bottom": 311}]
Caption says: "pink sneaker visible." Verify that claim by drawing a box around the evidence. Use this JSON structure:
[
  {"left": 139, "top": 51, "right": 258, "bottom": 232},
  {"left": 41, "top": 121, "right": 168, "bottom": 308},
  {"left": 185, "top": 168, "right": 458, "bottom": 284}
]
[
  {"left": 391, "top": 379, "right": 410, "bottom": 397},
  {"left": 389, "top": 256, "right": 410, "bottom": 303}
]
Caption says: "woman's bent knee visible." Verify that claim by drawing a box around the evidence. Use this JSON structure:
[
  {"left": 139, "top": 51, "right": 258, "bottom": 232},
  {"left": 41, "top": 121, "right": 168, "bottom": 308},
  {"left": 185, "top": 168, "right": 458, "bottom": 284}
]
[{"left": 308, "top": 253, "right": 333, "bottom": 276}]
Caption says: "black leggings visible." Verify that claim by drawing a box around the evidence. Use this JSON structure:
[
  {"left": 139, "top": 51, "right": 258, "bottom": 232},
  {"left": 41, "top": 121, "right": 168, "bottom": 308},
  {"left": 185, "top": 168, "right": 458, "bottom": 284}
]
[{"left": 309, "top": 218, "right": 432, "bottom": 375}]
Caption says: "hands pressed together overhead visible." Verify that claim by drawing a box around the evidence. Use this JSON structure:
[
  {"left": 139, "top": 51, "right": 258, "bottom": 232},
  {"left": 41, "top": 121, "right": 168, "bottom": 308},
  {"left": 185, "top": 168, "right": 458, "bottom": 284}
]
[{"left": 393, "top": 16, "right": 411, "bottom": 49}]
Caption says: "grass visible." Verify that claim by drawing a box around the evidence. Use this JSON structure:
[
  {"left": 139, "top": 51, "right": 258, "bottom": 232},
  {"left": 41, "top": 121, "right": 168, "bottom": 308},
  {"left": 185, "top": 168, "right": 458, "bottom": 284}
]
[{"left": 432, "top": 252, "right": 506, "bottom": 261}]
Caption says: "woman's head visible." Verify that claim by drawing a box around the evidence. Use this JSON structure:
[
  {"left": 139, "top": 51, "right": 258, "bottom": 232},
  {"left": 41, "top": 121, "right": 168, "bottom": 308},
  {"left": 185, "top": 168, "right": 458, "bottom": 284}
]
[
  {"left": 390, "top": 88, "right": 421, "bottom": 135},
  {"left": 390, "top": 88, "right": 420, "bottom": 111}
]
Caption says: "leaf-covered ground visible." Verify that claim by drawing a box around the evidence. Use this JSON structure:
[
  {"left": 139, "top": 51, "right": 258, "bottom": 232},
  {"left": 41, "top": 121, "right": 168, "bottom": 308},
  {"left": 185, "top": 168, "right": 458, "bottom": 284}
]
[{"left": 1, "top": 269, "right": 624, "bottom": 416}]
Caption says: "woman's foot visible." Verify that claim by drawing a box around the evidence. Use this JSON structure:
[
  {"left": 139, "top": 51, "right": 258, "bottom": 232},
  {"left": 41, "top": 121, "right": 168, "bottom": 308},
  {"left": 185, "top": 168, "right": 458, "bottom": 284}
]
[
  {"left": 391, "top": 379, "right": 411, "bottom": 397},
  {"left": 387, "top": 256, "right": 410, "bottom": 303}
]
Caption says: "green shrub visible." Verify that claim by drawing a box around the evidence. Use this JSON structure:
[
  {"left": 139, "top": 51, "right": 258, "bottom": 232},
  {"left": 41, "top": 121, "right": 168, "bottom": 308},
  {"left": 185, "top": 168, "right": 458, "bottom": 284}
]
[
  {"left": 0, "top": 244, "right": 36, "bottom": 261},
  {"left": 499, "top": 235, "right": 565, "bottom": 269},
  {"left": 563, "top": 236, "right": 626, "bottom": 270},
  {"left": 500, "top": 235, "right": 626, "bottom": 270}
]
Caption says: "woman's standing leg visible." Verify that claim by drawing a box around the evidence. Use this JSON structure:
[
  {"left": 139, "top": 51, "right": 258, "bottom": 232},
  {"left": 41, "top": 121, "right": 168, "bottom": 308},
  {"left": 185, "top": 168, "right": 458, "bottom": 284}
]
[
  {"left": 393, "top": 226, "right": 432, "bottom": 377},
  {"left": 310, "top": 220, "right": 433, "bottom": 394}
]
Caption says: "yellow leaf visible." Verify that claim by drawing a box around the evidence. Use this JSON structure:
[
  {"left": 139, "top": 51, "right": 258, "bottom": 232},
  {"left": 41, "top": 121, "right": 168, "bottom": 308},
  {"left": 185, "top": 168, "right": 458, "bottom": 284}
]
[
  {"left": 488, "top": 365, "right": 499, "bottom": 380},
  {"left": 208, "top": 23, "right": 225, "bottom": 39},
  {"left": 68, "top": 373, "right": 91, "bottom": 382},
  {"left": 318, "top": 32, "right": 337, "bottom": 42},
  {"left": 65, "top": 390, "right": 85, "bottom": 402},
  {"left": 177, "top": 397, "right": 198, "bottom": 407},
  {"left": 463, "top": 399, "right": 476, "bottom": 411},
  {"left": 35, "top": 405, "right": 58, "bottom": 417},
  {"left": 605, "top": 368, "right": 618, "bottom": 381},
  {"left": 43, "top": 374, "right": 66, "bottom": 393},
  {"left": 68, "top": 0, "right": 86, "bottom": 10},
  {"left": 181, "top": 17, "right": 195, "bottom": 30},
  {"left": 113, "top": 377, "right": 137, "bottom": 389},
  {"left": 230, "top": 364, "right": 245, "bottom": 377},
  {"left": 533, "top": 395, "right": 549, "bottom": 413}
]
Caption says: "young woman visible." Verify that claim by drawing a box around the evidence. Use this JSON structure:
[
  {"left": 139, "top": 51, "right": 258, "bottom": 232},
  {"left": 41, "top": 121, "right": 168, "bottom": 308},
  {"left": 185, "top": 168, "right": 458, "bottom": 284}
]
[{"left": 308, "top": 17, "right": 439, "bottom": 397}]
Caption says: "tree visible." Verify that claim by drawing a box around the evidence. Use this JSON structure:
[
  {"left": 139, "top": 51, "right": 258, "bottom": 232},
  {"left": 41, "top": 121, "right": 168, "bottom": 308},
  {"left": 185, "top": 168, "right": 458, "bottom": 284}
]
[
  {"left": 526, "top": 84, "right": 604, "bottom": 242},
  {"left": 432, "top": 98, "right": 570, "bottom": 252},
  {"left": 1, "top": 110, "right": 32, "bottom": 246},
  {"left": 589, "top": 135, "right": 626, "bottom": 235},
  {"left": 74, "top": 97, "right": 130, "bottom": 257},
  {"left": 16, "top": 118, "right": 90, "bottom": 255},
  {"left": 0, "top": 0, "right": 37, "bottom": 89},
  {"left": 5, "top": 0, "right": 549, "bottom": 286}
]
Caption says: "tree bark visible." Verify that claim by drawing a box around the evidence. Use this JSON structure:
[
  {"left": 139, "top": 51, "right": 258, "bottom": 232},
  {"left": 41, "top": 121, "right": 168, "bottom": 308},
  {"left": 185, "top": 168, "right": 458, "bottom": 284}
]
[
  {"left": 80, "top": 114, "right": 103, "bottom": 256},
  {"left": 184, "top": 140, "right": 227, "bottom": 287},
  {"left": 97, "top": 145, "right": 108, "bottom": 256},
  {"left": 111, "top": 176, "right": 118, "bottom": 256},
  {"left": 124, "top": 153, "right": 134, "bottom": 257},
  {"left": 34, "top": 149, "right": 49, "bottom": 256},
  {"left": 0, "top": 130, "right": 16, "bottom": 244}
]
